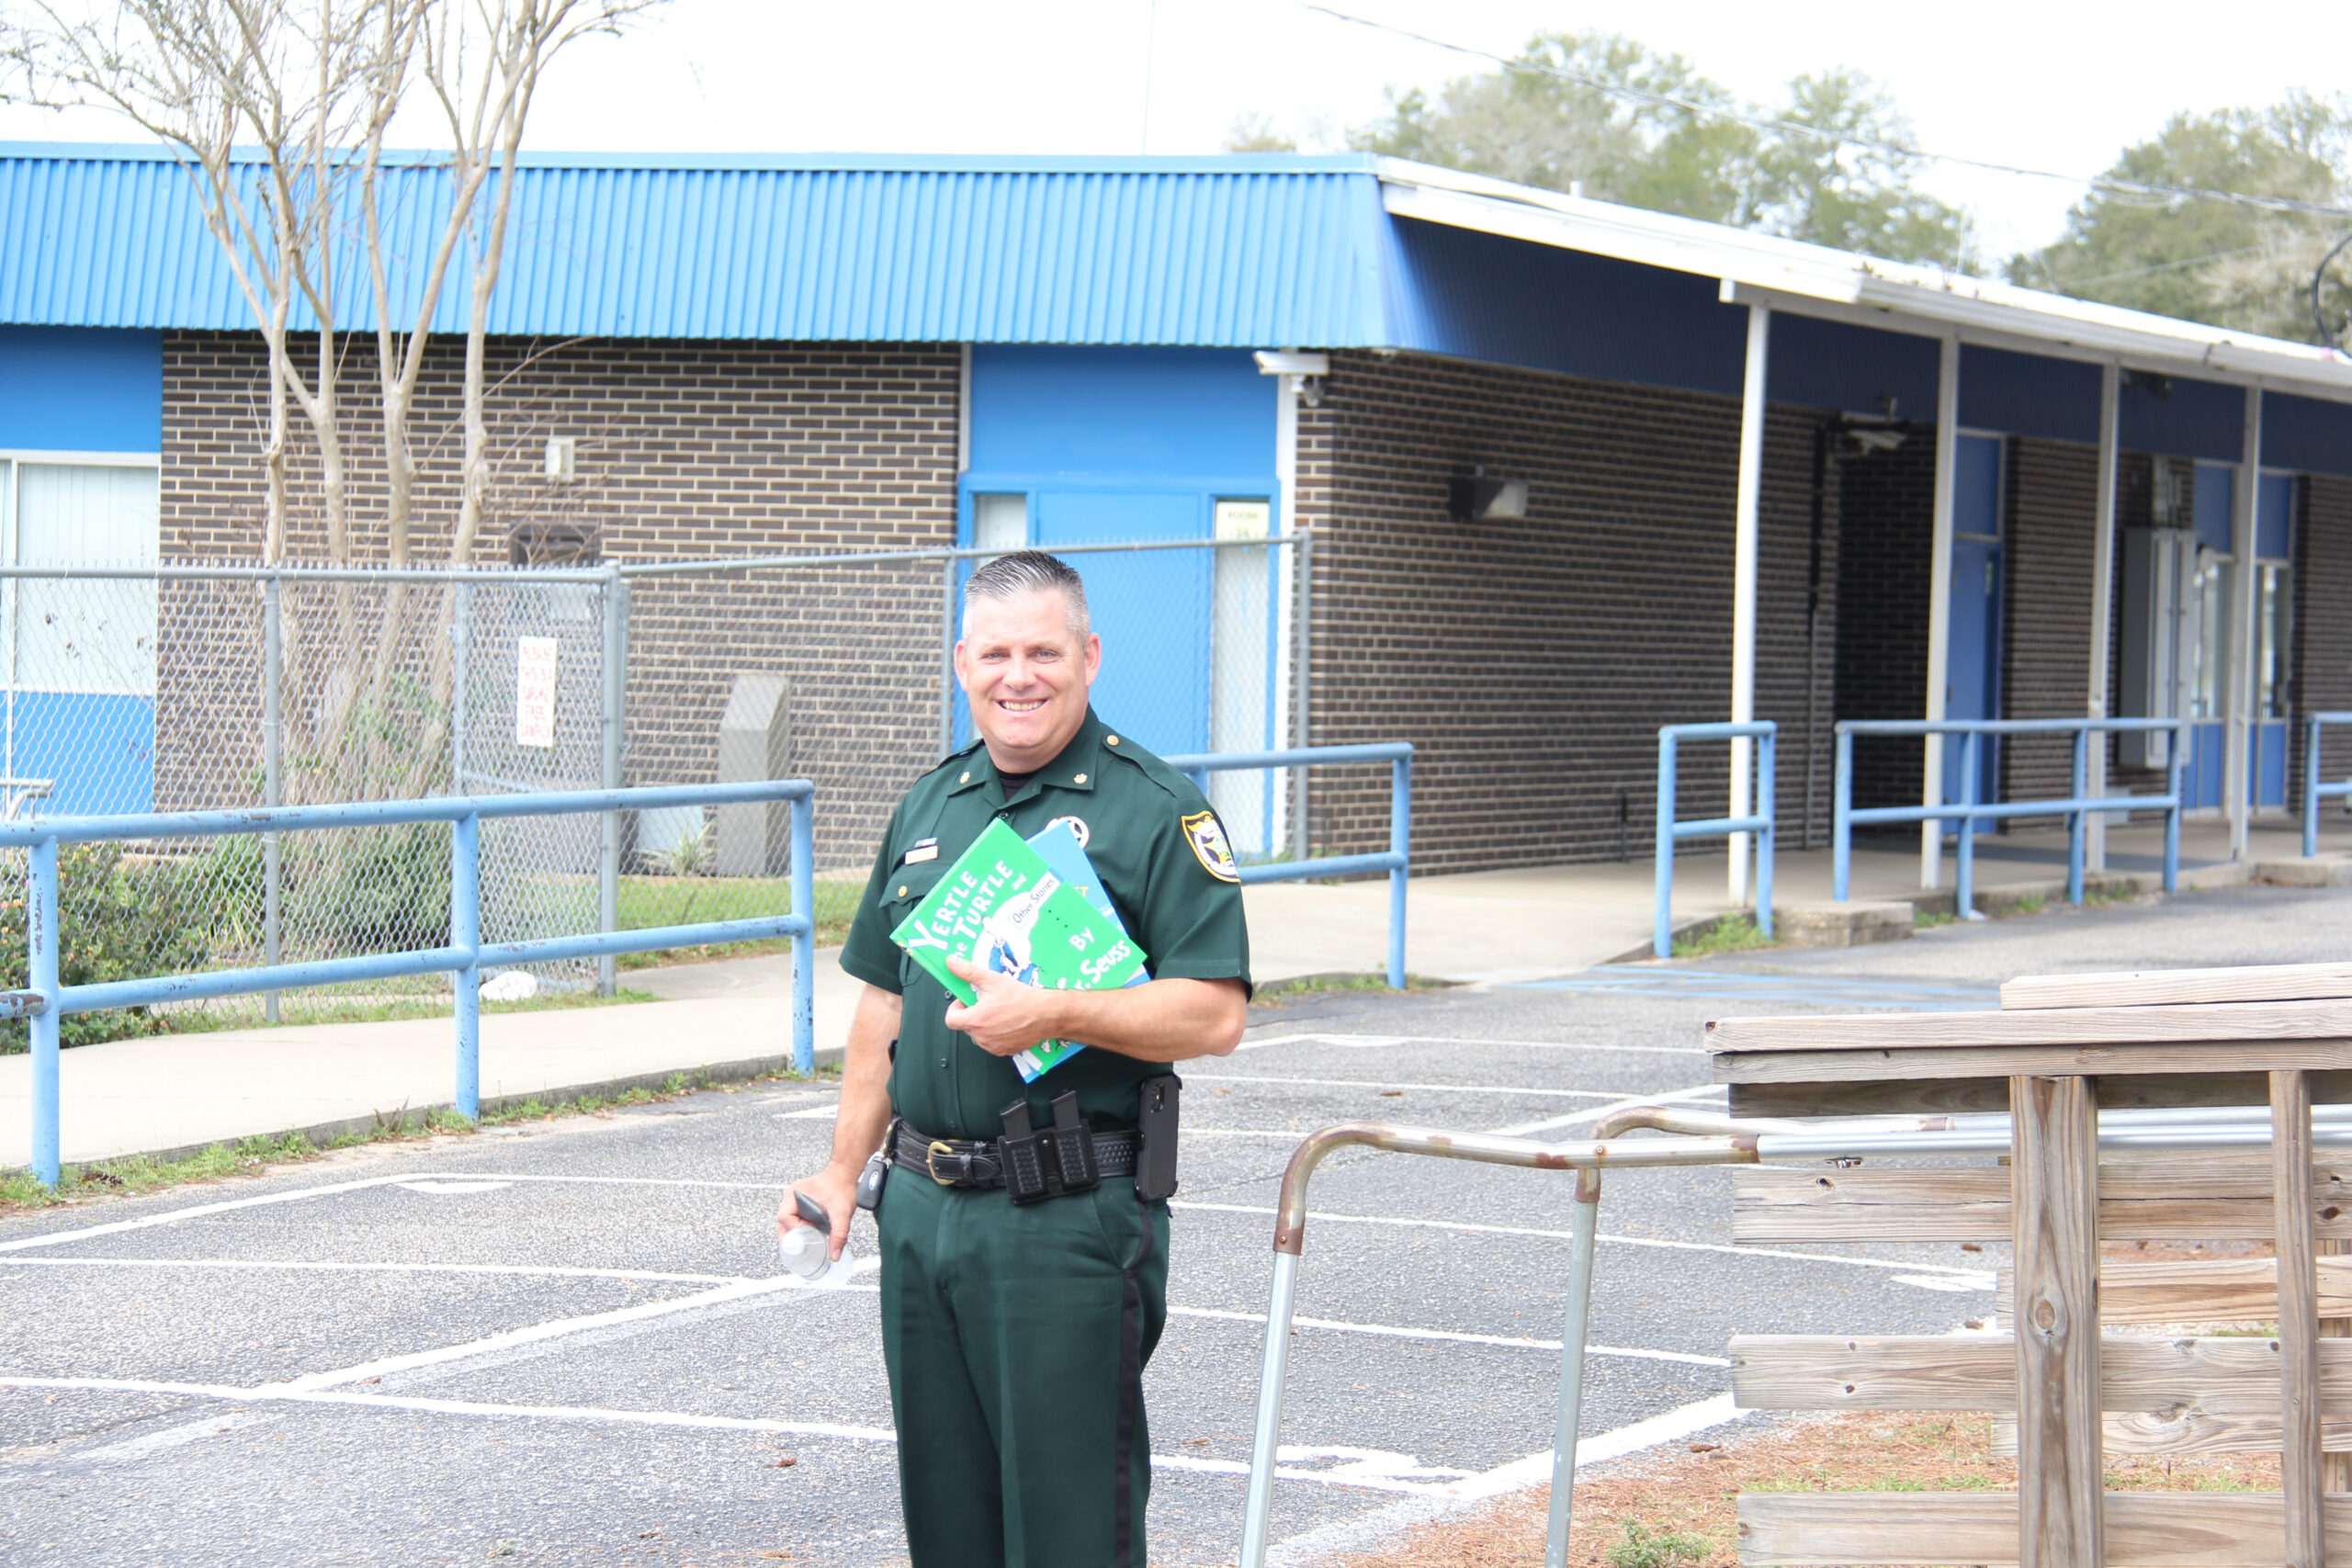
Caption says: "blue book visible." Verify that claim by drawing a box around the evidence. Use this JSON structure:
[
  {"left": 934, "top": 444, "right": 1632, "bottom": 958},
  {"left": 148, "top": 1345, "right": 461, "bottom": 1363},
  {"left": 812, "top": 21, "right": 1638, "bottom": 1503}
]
[{"left": 1014, "top": 819, "right": 1149, "bottom": 1080}]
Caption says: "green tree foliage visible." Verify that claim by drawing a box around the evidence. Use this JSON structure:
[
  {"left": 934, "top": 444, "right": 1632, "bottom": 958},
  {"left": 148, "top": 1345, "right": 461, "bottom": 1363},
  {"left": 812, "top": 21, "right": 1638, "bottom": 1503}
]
[
  {"left": 1343, "top": 31, "right": 1973, "bottom": 268},
  {"left": 2010, "top": 94, "right": 2352, "bottom": 343},
  {"left": 1224, "top": 113, "right": 1298, "bottom": 153}
]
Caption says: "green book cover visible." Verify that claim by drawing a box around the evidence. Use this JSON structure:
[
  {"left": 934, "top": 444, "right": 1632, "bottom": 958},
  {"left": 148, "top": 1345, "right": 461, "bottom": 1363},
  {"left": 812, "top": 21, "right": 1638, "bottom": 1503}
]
[{"left": 889, "top": 820, "right": 1148, "bottom": 1075}]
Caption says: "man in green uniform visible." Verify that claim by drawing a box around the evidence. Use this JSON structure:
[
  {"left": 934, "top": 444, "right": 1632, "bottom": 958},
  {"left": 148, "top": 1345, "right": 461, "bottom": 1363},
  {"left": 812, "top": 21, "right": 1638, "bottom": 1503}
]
[{"left": 783, "top": 550, "right": 1251, "bottom": 1568}]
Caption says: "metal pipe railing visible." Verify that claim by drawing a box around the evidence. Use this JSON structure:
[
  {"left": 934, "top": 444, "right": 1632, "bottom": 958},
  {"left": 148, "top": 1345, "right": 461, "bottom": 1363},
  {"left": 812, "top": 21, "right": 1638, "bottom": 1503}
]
[
  {"left": 1654, "top": 722, "right": 1776, "bottom": 958},
  {"left": 1166, "top": 744, "right": 1412, "bottom": 988},
  {"left": 1832, "top": 717, "right": 2188, "bottom": 911},
  {"left": 1237, "top": 1102, "right": 2352, "bottom": 1568},
  {"left": 14, "top": 780, "right": 817, "bottom": 1190},
  {"left": 2303, "top": 712, "right": 2352, "bottom": 858}
]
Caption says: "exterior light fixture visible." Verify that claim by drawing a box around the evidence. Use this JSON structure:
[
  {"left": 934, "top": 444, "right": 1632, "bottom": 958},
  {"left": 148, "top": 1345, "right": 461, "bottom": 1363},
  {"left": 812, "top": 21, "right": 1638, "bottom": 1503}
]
[
  {"left": 1254, "top": 349, "right": 1329, "bottom": 408},
  {"left": 545, "top": 435, "right": 579, "bottom": 485}
]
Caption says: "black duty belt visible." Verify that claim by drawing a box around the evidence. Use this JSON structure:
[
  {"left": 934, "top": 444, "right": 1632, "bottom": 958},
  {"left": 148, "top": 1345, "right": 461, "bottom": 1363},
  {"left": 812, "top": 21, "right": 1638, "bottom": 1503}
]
[{"left": 893, "top": 1118, "right": 1137, "bottom": 1191}]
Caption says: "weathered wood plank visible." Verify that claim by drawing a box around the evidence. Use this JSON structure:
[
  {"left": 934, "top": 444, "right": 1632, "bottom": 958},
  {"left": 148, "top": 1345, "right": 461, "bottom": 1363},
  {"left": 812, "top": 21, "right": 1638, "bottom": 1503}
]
[
  {"left": 1734, "top": 1160, "right": 2352, "bottom": 1244},
  {"left": 2000, "top": 1255, "right": 2352, "bottom": 1325},
  {"left": 1709, "top": 998, "right": 2352, "bottom": 1052},
  {"left": 1728, "top": 1072, "right": 2352, "bottom": 1120},
  {"left": 2012, "top": 1073, "right": 2101, "bottom": 1568},
  {"left": 2003, "top": 962, "right": 2352, "bottom": 1011},
  {"left": 1737, "top": 1492, "right": 2352, "bottom": 1567},
  {"left": 2276, "top": 1070, "right": 2325, "bottom": 1568},
  {"left": 1715, "top": 1040, "right": 2352, "bottom": 1085},
  {"left": 1987, "top": 1411, "right": 2352, "bottom": 1458},
  {"left": 1729, "top": 1333, "right": 2352, "bottom": 1416}
]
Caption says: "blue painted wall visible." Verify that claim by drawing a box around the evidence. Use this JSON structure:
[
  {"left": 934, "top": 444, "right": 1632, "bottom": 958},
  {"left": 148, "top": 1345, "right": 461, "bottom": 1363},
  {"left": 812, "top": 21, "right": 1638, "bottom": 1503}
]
[
  {"left": 2120, "top": 372, "right": 2244, "bottom": 462},
  {"left": 968, "top": 344, "right": 1274, "bottom": 480},
  {"left": 1959, "top": 345, "right": 2101, "bottom": 444},
  {"left": 2262, "top": 392, "right": 2352, "bottom": 479},
  {"left": 1770, "top": 314, "right": 1939, "bottom": 421},
  {"left": 0, "top": 326, "right": 162, "bottom": 451}
]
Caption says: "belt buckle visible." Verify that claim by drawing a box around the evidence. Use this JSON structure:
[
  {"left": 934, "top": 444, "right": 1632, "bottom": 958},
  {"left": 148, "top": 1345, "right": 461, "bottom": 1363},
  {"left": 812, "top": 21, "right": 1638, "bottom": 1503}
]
[{"left": 925, "top": 1139, "right": 964, "bottom": 1187}]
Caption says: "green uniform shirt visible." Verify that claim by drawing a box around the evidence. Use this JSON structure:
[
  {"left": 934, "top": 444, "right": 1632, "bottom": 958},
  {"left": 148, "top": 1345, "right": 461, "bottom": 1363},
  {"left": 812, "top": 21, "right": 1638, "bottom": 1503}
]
[{"left": 840, "top": 706, "right": 1252, "bottom": 1141}]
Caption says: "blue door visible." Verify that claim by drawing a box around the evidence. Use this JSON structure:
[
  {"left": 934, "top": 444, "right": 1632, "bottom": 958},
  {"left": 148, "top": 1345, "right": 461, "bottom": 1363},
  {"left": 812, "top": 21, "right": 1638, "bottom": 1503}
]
[
  {"left": 1034, "top": 491, "right": 1210, "bottom": 757},
  {"left": 1942, "top": 435, "right": 2002, "bottom": 815}
]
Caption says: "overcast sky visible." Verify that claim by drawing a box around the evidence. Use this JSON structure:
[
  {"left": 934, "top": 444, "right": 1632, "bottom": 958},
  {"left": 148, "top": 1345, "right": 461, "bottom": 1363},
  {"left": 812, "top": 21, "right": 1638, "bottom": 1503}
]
[{"left": 6, "top": 0, "right": 2347, "bottom": 266}]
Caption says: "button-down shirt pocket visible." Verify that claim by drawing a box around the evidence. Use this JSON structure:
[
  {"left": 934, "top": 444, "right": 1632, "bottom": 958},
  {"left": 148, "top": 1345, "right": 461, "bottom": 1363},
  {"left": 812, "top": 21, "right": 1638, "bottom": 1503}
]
[{"left": 878, "top": 862, "right": 952, "bottom": 994}]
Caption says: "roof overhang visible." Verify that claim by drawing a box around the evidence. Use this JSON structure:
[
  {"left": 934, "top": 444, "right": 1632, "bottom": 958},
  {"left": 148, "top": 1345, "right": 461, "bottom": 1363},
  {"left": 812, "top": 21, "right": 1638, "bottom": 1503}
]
[{"left": 1377, "top": 158, "right": 2352, "bottom": 404}]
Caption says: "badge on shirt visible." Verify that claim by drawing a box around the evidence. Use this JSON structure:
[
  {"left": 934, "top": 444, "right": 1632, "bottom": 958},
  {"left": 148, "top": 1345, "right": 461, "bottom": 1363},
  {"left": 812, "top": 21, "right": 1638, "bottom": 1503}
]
[
  {"left": 1182, "top": 811, "right": 1238, "bottom": 883},
  {"left": 902, "top": 838, "right": 939, "bottom": 865}
]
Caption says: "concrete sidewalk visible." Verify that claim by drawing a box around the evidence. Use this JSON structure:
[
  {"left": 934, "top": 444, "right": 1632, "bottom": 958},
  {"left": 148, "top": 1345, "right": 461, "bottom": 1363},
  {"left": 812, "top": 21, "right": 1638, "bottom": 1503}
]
[{"left": 4, "top": 814, "right": 2346, "bottom": 1168}]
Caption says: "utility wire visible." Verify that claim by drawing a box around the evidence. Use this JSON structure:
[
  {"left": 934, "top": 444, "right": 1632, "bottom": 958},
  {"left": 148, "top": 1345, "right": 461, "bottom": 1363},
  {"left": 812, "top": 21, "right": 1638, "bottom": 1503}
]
[{"left": 1300, "top": 2, "right": 2352, "bottom": 223}]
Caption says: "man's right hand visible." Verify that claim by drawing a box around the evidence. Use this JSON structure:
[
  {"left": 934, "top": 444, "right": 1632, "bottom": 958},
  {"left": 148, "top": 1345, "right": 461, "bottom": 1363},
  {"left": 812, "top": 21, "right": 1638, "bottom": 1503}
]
[{"left": 779, "top": 1162, "right": 861, "bottom": 1262}]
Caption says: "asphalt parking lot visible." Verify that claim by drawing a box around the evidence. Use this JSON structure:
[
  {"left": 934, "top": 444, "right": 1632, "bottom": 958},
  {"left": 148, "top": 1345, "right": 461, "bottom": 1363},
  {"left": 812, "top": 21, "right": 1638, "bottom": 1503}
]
[{"left": 3, "top": 882, "right": 2346, "bottom": 1568}]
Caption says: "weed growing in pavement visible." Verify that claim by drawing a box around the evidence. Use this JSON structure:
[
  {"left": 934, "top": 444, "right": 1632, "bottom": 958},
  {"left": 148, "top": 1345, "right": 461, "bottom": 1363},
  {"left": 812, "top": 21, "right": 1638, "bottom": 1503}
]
[
  {"left": 2005, "top": 894, "right": 2045, "bottom": 917},
  {"left": 1251, "top": 972, "right": 1449, "bottom": 1003},
  {"left": 1605, "top": 1518, "right": 1710, "bottom": 1568},
  {"left": 1670, "top": 914, "right": 1772, "bottom": 957},
  {"left": 0, "top": 1063, "right": 841, "bottom": 1215},
  {"left": 1913, "top": 908, "right": 1959, "bottom": 929}
]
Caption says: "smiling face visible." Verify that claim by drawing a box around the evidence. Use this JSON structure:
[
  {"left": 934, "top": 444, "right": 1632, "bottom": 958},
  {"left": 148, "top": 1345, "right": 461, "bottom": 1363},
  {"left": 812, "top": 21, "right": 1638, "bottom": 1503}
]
[{"left": 954, "top": 587, "right": 1101, "bottom": 774}]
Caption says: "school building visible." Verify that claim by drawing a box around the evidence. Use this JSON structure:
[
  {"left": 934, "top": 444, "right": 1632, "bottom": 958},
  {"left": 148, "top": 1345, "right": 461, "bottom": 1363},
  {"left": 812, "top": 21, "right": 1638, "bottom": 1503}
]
[{"left": 0, "top": 145, "right": 2346, "bottom": 877}]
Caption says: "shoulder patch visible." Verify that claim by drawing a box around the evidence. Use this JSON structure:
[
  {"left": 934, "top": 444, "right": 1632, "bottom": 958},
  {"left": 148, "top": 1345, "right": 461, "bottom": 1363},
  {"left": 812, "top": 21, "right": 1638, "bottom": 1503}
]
[{"left": 1182, "top": 810, "right": 1239, "bottom": 883}]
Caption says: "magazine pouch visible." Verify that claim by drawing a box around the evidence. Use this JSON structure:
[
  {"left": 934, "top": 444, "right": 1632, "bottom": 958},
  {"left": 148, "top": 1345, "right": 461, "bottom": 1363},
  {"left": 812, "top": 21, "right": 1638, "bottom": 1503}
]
[
  {"left": 998, "top": 1092, "right": 1100, "bottom": 1204},
  {"left": 1046, "top": 1091, "right": 1100, "bottom": 1194}
]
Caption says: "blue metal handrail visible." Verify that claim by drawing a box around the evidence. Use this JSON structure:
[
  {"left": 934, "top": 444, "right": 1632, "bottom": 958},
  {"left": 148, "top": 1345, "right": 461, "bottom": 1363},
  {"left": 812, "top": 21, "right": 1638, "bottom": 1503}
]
[
  {"left": 1653, "top": 722, "right": 1776, "bottom": 959},
  {"left": 1166, "top": 744, "right": 1412, "bottom": 989},
  {"left": 1832, "top": 718, "right": 2188, "bottom": 916},
  {"left": 15, "top": 780, "right": 816, "bottom": 1189},
  {"left": 2304, "top": 713, "right": 2352, "bottom": 859}
]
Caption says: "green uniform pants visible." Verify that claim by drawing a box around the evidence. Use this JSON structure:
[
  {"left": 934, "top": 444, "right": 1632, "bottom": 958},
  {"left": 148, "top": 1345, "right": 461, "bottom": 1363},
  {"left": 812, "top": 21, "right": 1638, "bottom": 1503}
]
[{"left": 876, "top": 1166, "right": 1170, "bottom": 1568}]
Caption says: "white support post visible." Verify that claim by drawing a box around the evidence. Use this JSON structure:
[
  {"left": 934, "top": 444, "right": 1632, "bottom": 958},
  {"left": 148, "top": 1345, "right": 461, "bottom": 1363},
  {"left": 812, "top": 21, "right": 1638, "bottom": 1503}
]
[
  {"left": 2227, "top": 387, "right": 2263, "bottom": 858},
  {"left": 2086, "top": 363, "right": 2120, "bottom": 873},
  {"left": 1729, "top": 304, "right": 1770, "bottom": 908},
  {"left": 1273, "top": 367, "right": 1301, "bottom": 856},
  {"left": 1921, "top": 337, "right": 1962, "bottom": 891}
]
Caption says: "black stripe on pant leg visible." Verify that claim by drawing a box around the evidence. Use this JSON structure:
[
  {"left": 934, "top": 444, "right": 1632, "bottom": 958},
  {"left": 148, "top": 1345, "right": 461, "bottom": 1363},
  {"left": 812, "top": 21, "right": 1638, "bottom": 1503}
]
[{"left": 1111, "top": 1193, "right": 1155, "bottom": 1568}]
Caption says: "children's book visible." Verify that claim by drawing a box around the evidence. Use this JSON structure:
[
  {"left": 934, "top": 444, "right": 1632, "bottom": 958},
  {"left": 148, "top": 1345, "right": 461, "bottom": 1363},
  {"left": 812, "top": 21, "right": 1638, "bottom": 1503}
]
[
  {"left": 1015, "top": 819, "right": 1149, "bottom": 1078},
  {"left": 888, "top": 819, "right": 1148, "bottom": 1081}
]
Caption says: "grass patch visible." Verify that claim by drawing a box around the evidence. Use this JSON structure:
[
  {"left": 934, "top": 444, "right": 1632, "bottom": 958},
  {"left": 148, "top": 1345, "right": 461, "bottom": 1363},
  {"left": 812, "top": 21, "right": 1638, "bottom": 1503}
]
[
  {"left": 0, "top": 1063, "right": 838, "bottom": 1215},
  {"left": 148, "top": 985, "right": 661, "bottom": 1034},
  {"left": 2004, "top": 893, "right": 2045, "bottom": 917},
  {"left": 1670, "top": 914, "right": 1773, "bottom": 957},
  {"left": 612, "top": 874, "right": 859, "bottom": 969},
  {"left": 1605, "top": 1520, "right": 1709, "bottom": 1568},
  {"left": 1913, "top": 908, "right": 1959, "bottom": 929}
]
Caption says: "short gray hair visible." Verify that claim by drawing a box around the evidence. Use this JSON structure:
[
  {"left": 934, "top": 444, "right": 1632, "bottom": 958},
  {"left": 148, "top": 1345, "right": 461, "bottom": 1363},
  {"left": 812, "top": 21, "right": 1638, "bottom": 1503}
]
[{"left": 963, "top": 550, "right": 1091, "bottom": 637}]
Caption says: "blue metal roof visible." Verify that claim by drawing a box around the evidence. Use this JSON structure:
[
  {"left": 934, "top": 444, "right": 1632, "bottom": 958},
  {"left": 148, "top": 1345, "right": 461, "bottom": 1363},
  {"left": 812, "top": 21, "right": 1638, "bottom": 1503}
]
[{"left": 0, "top": 145, "right": 1388, "bottom": 345}]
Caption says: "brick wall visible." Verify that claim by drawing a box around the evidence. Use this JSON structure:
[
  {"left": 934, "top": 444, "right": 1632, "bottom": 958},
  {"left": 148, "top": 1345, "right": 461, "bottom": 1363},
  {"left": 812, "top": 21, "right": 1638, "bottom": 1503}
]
[
  {"left": 1292, "top": 350, "right": 1836, "bottom": 873},
  {"left": 160, "top": 333, "right": 959, "bottom": 866}
]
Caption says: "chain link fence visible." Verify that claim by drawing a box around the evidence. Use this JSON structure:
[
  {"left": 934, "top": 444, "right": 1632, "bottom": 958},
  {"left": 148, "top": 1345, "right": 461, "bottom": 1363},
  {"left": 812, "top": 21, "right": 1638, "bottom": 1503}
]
[{"left": 0, "top": 536, "right": 1311, "bottom": 1048}]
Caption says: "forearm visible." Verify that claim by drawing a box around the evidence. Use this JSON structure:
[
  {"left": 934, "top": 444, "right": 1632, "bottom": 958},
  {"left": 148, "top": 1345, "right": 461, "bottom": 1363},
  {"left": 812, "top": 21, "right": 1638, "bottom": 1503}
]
[
  {"left": 1041, "top": 976, "right": 1248, "bottom": 1063},
  {"left": 823, "top": 985, "right": 901, "bottom": 1176}
]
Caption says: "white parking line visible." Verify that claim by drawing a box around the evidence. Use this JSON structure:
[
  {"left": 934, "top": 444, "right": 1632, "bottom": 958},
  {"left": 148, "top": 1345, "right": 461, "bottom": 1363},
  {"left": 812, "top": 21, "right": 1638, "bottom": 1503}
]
[
  {"left": 1483, "top": 1081, "right": 1726, "bottom": 1137},
  {"left": 1169, "top": 1201, "right": 1995, "bottom": 1280},
  {"left": 1240, "top": 1032, "right": 1706, "bottom": 1056},
  {"left": 0, "top": 1257, "right": 744, "bottom": 1286},
  {"left": 1, "top": 1376, "right": 1740, "bottom": 1502},
  {"left": 0, "top": 1174, "right": 423, "bottom": 1253},
  {"left": 1167, "top": 1306, "right": 1729, "bottom": 1365},
  {"left": 1186, "top": 1073, "right": 1627, "bottom": 1100}
]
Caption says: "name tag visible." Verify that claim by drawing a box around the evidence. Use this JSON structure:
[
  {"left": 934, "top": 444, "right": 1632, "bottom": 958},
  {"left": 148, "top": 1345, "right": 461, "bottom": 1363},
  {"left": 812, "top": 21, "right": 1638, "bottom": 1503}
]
[{"left": 902, "top": 840, "right": 939, "bottom": 865}]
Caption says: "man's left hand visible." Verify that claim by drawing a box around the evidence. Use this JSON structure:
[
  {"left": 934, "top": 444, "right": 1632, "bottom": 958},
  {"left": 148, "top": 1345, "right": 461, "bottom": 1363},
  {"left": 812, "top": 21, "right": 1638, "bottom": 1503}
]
[{"left": 943, "top": 955, "right": 1057, "bottom": 1056}]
